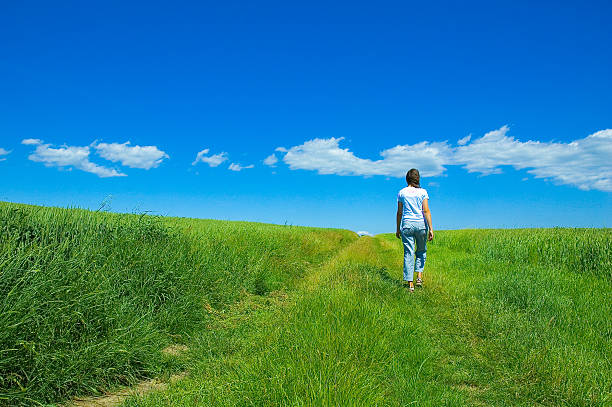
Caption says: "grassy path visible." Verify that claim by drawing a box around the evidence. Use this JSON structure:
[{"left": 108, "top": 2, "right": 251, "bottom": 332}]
[
  {"left": 3, "top": 204, "right": 608, "bottom": 405},
  {"left": 122, "top": 233, "right": 610, "bottom": 407}
]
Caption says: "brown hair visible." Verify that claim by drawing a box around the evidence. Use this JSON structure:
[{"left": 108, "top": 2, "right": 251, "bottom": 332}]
[{"left": 406, "top": 168, "right": 420, "bottom": 187}]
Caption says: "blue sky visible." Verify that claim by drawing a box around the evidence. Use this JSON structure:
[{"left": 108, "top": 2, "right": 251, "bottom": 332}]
[{"left": 1, "top": 1, "right": 611, "bottom": 234}]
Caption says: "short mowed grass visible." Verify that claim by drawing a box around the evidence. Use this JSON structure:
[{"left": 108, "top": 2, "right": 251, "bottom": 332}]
[{"left": 1, "top": 202, "right": 610, "bottom": 406}]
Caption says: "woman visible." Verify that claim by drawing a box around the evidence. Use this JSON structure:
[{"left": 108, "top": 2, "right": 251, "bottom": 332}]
[{"left": 395, "top": 168, "right": 434, "bottom": 292}]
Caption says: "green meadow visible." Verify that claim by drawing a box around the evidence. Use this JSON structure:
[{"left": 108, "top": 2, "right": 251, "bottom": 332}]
[{"left": 0, "top": 202, "right": 610, "bottom": 406}]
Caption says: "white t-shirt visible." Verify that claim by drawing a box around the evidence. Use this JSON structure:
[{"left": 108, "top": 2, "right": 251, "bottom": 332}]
[{"left": 397, "top": 186, "right": 429, "bottom": 224}]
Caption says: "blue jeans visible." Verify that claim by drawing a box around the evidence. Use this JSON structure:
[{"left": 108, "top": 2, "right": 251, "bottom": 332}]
[{"left": 401, "top": 221, "right": 427, "bottom": 282}]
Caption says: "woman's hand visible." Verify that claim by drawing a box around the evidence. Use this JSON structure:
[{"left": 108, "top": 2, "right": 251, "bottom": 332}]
[
  {"left": 396, "top": 230, "right": 401, "bottom": 239},
  {"left": 428, "top": 229, "right": 434, "bottom": 241}
]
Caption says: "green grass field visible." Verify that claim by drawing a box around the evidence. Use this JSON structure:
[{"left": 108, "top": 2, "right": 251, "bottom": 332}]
[{"left": 0, "top": 202, "right": 610, "bottom": 406}]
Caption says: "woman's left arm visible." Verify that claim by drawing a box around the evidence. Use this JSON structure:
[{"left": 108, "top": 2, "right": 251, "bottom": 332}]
[{"left": 422, "top": 198, "right": 434, "bottom": 241}]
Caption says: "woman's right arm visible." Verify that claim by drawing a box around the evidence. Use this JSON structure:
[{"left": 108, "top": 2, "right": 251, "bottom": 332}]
[
  {"left": 396, "top": 201, "right": 403, "bottom": 239},
  {"left": 422, "top": 198, "right": 434, "bottom": 241}
]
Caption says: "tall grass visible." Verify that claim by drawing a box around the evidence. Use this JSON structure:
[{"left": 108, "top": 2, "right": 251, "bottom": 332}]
[
  {"left": 127, "top": 229, "right": 610, "bottom": 406},
  {"left": 2, "top": 201, "right": 610, "bottom": 406},
  {"left": 0, "top": 202, "right": 355, "bottom": 405},
  {"left": 433, "top": 228, "right": 612, "bottom": 279},
  {"left": 391, "top": 229, "right": 612, "bottom": 405}
]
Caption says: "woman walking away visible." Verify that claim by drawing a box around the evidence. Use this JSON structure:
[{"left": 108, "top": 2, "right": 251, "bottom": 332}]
[{"left": 395, "top": 169, "right": 434, "bottom": 292}]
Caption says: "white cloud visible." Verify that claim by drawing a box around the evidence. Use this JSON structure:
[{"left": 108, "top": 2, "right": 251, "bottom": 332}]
[
  {"left": 454, "top": 127, "right": 612, "bottom": 191},
  {"left": 22, "top": 139, "right": 125, "bottom": 178},
  {"left": 192, "top": 149, "right": 254, "bottom": 172},
  {"left": 272, "top": 126, "right": 612, "bottom": 192},
  {"left": 281, "top": 137, "right": 452, "bottom": 178},
  {"left": 275, "top": 147, "right": 288, "bottom": 153},
  {"left": 263, "top": 153, "right": 278, "bottom": 166},
  {"left": 21, "top": 138, "right": 43, "bottom": 145},
  {"left": 457, "top": 134, "right": 471, "bottom": 146},
  {"left": 192, "top": 148, "right": 209, "bottom": 163},
  {"left": 0, "top": 147, "right": 10, "bottom": 161},
  {"left": 228, "top": 163, "right": 254, "bottom": 171},
  {"left": 357, "top": 231, "right": 373, "bottom": 236},
  {"left": 94, "top": 142, "right": 169, "bottom": 169},
  {"left": 192, "top": 149, "right": 228, "bottom": 167}
]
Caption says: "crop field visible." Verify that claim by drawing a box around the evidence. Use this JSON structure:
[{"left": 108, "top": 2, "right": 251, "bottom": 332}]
[{"left": 0, "top": 202, "right": 610, "bottom": 406}]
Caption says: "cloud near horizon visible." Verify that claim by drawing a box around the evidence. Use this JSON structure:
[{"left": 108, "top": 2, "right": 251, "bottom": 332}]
[
  {"left": 228, "top": 163, "right": 254, "bottom": 171},
  {"left": 95, "top": 142, "right": 169, "bottom": 169},
  {"left": 263, "top": 153, "right": 278, "bottom": 166},
  {"left": 273, "top": 126, "right": 612, "bottom": 192},
  {"left": 22, "top": 139, "right": 125, "bottom": 178},
  {"left": 21, "top": 139, "right": 169, "bottom": 177},
  {"left": 192, "top": 149, "right": 254, "bottom": 172},
  {"left": 192, "top": 149, "right": 228, "bottom": 167},
  {"left": 0, "top": 147, "right": 10, "bottom": 161}
]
